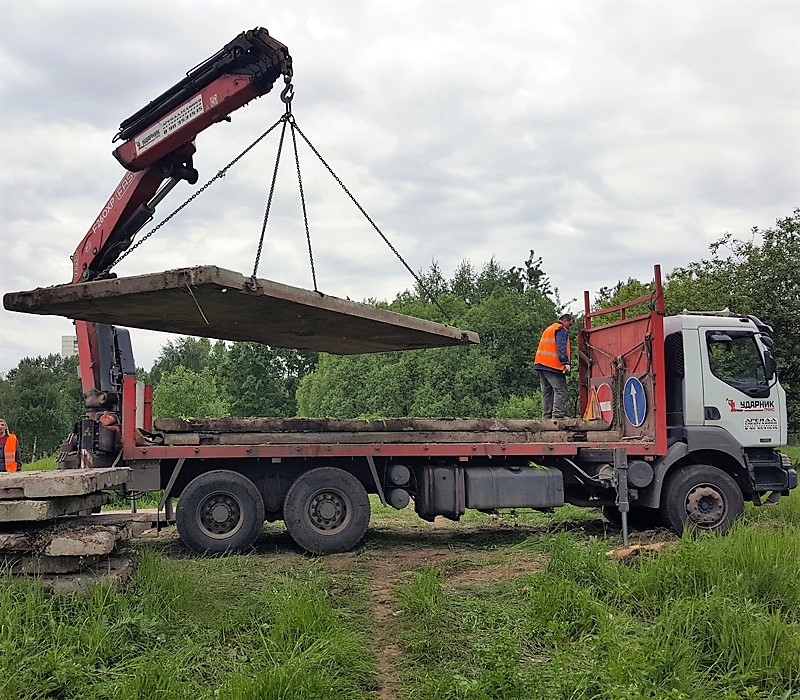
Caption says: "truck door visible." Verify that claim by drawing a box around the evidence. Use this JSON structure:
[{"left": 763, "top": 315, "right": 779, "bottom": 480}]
[{"left": 699, "top": 327, "right": 783, "bottom": 447}]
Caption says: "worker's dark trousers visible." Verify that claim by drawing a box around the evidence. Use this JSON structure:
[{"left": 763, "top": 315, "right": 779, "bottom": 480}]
[{"left": 538, "top": 369, "right": 568, "bottom": 419}]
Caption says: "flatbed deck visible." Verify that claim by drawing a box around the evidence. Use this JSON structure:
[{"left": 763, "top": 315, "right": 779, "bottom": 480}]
[{"left": 152, "top": 416, "right": 618, "bottom": 445}]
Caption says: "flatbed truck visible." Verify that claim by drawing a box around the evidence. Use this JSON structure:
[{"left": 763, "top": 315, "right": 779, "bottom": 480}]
[
  {"left": 2, "top": 28, "right": 795, "bottom": 554},
  {"left": 43, "top": 265, "right": 797, "bottom": 554}
]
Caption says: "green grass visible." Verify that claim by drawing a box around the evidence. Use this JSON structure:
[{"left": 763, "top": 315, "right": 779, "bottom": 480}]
[
  {"left": 782, "top": 445, "right": 800, "bottom": 465},
  {"left": 3, "top": 447, "right": 799, "bottom": 699},
  {"left": 384, "top": 492, "right": 800, "bottom": 700},
  {"left": 388, "top": 490, "right": 800, "bottom": 699},
  {"left": 0, "top": 552, "right": 375, "bottom": 700},
  {"left": 22, "top": 455, "right": 57, "bottom": 471}
]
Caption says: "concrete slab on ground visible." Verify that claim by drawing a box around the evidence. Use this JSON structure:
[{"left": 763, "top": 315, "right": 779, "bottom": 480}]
[
  {"left": 3, "top": 266, "right": 480, "bottom": 354},
  {"left": 0, "top": 468, "right": 130, "bottom": 500},
  {"left": 0, "top": 492, "right": 114, "bottom": 522},
  {"left": 44, "top": 555, "right": 136, "bottom": 595},
  {"left": 2, "top": 553, "right": 105, "bottom": 575},
  {"left": 0, "top": 511, "right": 174, "bottom": 554}
]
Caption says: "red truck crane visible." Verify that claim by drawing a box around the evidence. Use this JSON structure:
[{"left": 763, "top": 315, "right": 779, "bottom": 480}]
[
  {"left": 3, "top": 28, "right": 796, "bottom": 555},
  {"left": 69, "top": 27, "right": 291, "bottom": 435}
]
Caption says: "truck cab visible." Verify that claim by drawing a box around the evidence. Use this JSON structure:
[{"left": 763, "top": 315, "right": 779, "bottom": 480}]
[
  {"left": 663, "top": 313, "right": 792, "bottom": 500},
  {"left": 667, "top": 314, "right": 785, "bottom": 446}
]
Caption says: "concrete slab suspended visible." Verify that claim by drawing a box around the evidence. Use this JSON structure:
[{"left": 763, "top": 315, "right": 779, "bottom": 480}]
[{"left": 3, "top": 266, "right": 480, "bottom": 354}]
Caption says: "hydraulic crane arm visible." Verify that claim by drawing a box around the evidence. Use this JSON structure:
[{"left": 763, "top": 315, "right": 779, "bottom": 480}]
[
  {"left": 72, "top": 27, "right": 291, "bottom": 285},
  {"left": 70, "top": 28, "right": 291, "bottom": 399},
  {"left": 112, "top": 28, "right": 291, "bottom": 171}
]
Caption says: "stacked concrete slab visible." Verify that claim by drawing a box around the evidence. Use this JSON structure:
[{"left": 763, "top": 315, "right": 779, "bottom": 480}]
[
  {"left": 153, "top": 416, "right": 618, "bottom": 446},
  {"left": 0, "top": 468, "right": 130, "bottom": 521},
  {"left": 0, "top": 469, "right": 147, "bottom": 593},
  {"left": 0, "top": 511, "right": 172, "bottom": 594}
]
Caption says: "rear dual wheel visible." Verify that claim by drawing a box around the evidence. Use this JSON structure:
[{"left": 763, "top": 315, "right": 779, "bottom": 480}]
[
  {"left": 176, "top": 470, "right": 265, "bottom": 554},
  {"left": 284, "top": 467, "right": 371, "bottom": 555}
]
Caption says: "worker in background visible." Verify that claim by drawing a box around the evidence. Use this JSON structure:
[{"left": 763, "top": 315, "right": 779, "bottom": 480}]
[
  {"left": 0, "top": 418, "right": 22, "bottom": 473},
  {"left": 533, "top": 313, "right": 574, "bottom": 420}
]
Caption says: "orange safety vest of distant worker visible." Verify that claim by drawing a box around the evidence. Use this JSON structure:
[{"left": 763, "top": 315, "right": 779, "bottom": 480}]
[
  {"left": 3, "top": 434, "right": 19, "bottom": 472},
  {"left": 534, "top": 322, "right": 571, "bottom": 371}
]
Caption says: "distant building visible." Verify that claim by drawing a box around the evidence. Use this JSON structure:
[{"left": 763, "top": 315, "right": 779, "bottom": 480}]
[
  {"left": 0, "top": 371, "right": 6, "bottom": 381},
  {"left": 61, "top": 335, "right": 79, "bottom": 358}
]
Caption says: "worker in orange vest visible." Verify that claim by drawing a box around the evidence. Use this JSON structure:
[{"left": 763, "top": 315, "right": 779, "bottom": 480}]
[
  {"left": 533, "top": 313, "right": 574, "bottom": 419},
  {"left": 0, "top": 418, "right": 22, "bottom": 473}
]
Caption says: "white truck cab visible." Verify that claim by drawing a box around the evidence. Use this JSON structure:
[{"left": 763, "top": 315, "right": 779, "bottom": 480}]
[
  {"left": 669, "top": 314, "right": 786, "bottom": 447},
  {"left": 658, "top": 312, "right": 793, "bottom": 514}
]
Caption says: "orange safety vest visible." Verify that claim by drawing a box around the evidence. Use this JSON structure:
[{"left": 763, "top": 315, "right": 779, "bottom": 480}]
[
  {"left": 3, "top": 434, "right": 19, "bottom": 472},
  {"left": 534, "top": 322, "right": 571, "bottom": 371}
]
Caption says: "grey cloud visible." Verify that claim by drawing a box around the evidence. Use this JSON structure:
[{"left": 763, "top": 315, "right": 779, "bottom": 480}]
[{"left": 2, "top": 0, "right": 798, "bottom": 372}]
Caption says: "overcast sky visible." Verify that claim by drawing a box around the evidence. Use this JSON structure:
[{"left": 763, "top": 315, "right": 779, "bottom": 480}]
[{"left": 1, "top": 0, "right": 798, "bottom": 373}]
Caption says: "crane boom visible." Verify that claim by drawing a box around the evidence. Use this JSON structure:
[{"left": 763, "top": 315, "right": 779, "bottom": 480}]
[
  {"left": 69, "top": 28, "right": 291, "bottom": 407},
  {"left": 72, "top": 28, "right": 290, "bottom": 285}
]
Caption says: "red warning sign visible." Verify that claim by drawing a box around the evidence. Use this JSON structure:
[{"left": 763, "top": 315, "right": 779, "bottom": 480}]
[
  {"left": 596, "top": 383, "right": 613, "bottom": 422},
  {"left": 582, "top": 386, "right": 601, "bottom": 420}
]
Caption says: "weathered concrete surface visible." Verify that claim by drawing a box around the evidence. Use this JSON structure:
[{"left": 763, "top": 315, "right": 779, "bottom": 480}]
[
  {"left": 0, "top": 468, "right": 130, "bottom": 500},
  {"left": 46, "top": 556, "right": 137, "bottom": 595},
  {"left": 154, "top": 417, "right": 610, "bottom": 433},
  {"left": 152, "top": 416, "right": 618, "bottom": 446},
  {"left": 3, "top": 266, "right": 481, "bottom": 354},
  {"left": 45, "top": 529, "right": 118, "bottom": 556},
  {"left": 0, "top": 492, "right": 114, "bottom": 522},
  {"left": 0, "top": 531, "right": 31, "bottom": 551},
  {"left": 0, "top": 517, "right": 156, "bottom": 594},
  {"left": 3, "top": 554, "right": 103, "bottom": 575},
  {"left": 81, "top": 510, "right": 175, "bottom": 532},
  {"left": 0, "top": 513, "right": 173, "bottom": 555},
  {"left": 163, "top": 429, "right": 620, "bottom": 446}
]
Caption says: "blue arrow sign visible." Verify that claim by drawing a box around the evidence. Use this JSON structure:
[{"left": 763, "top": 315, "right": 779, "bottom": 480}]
[{"left": 623, "top": 377, "right": 647, "bottom": 427}]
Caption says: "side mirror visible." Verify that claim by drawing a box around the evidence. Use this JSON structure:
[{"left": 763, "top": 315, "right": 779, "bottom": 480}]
[{"left": 764, "top": 351, "right": 777, "bottom": 381}]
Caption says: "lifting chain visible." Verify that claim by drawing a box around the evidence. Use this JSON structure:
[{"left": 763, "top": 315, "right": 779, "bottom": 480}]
[
  {"left": 104, "top": 77, "right": 449, "bottom": 318},
  {"left": 288, "top": 119, "right": 449, "bottom": 317},
  {"left": 100, "top": 116, "right": 285, "bottom": 277}
]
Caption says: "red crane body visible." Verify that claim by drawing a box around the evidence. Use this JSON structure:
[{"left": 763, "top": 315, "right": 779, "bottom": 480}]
[{"left": 70, "top": 28, "right": 291, "bottom": 397}]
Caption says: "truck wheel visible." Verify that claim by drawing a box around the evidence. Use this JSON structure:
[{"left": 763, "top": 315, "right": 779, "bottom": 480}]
[
  {"left": 660, "top": 464, "right": 744, "bottom": 535},
  {"left": 602, "top": 505, "right": 662, "bottom": 530},
  {"left": 283, "top": 467, "right": 370, "bottom": 555},
  {"left": 176, "top": 470, "right": 265, "bottom": 554}
]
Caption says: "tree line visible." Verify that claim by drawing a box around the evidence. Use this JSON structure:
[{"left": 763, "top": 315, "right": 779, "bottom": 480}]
[{"left": 1, "top": 208, "right": 797, "bottom": 461}]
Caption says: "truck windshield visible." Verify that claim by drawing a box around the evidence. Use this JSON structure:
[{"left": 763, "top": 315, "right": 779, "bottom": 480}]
[{"left": 706, "top": 331, "right": 767, "bottom": 390}]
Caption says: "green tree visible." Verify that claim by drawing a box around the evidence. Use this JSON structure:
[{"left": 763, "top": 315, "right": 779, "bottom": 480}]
[
  {"left": 220, "top": 343, "right": 317, "bottom": 417},
  {"left": 0, "top": 355, "right": 83, "bottom": 461},
  {"left": 666, "top": 209, "right": 800, "bottom": 434},
  {"left": 297, "top": 253, "right": 558, "bottom": 418},
  {"left": 296, "top": 346, "right": 502, "bottom": 418},
  {"left": 152, "top": 366, "right": 231, "bottom": 419},
  {"left": 296, "top": 354, "right": 374, "bottom": 417},
  {"left": 147, "top": 337, "right": 228, "bottom": 386}
]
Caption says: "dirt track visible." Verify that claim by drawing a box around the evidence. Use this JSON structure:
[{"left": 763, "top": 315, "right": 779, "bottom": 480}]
[{"left": 137, "top": 514, "right": 677, "bottom": 699}]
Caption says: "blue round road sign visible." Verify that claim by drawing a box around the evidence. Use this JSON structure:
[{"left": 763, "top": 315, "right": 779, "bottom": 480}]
[{"left": 623, "top": 376, "right": 647, "bottom": 427}]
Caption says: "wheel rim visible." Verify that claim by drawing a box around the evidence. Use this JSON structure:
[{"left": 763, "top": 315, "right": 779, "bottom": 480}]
[
  {"left": 685, "top": 483, "right": 727, "bottom": 527},
  {"left": 306, "top": 489, "right": 351, "bottom": 534},
  {"left": 198, "top": 491, "right": 244, "bottom": 539}
]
